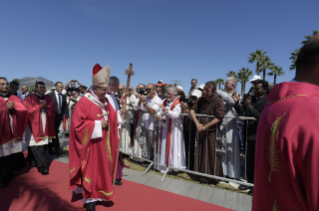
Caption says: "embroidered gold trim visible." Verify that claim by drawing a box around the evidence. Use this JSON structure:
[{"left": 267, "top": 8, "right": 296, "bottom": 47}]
[
  {"left": 271, "top": 200, "right": 279, "bottom": 211},
  {"left": 106, "top": 125, "right": 112, "bottom": 165},
  {"left": 69, "top": 167, "right": 76, "bottom": 173},
  {"left": 268, "top": 94, "right": 309, "bottom": 104},
  {"left": 97, "top": 114, "right": 104, "bottom": 118},
  {"left": 82, "top": 129, "right": 89, "bottom": 145},
  {"left": 267, "top": 114, "right": 285, "bottom": 182},
  {"left": 84, "top": 177, "right": 92, "bottom": 185},
  {"left": 98, "top": 190, "right": 113, "bottom": 197}
]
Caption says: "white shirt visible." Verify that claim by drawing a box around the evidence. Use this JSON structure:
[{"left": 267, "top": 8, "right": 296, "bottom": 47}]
[
  {"left": 55, "top": 90, "right": 62, "bottom": 113},
  {"left": 139, "top": 95, "right": 162, "bottom": 130}
]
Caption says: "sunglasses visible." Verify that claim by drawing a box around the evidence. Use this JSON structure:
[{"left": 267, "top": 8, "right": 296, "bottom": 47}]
[{"left": 146, "top": 88, "right": 151, "bottom": 91}]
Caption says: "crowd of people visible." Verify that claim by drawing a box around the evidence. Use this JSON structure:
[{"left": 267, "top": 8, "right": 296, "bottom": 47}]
[{"left": 1, "top": 34, "right": 319, "bottom": 211}]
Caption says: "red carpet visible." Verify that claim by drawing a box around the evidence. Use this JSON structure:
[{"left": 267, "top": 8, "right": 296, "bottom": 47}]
[{"left": 0, "top": 157, "right": 234, "bottom": 211}]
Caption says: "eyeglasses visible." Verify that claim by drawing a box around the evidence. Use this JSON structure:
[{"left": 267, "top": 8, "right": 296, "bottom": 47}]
[
  {"left": 252, "top": 87, "right": 261, "bottom": 91},
  {"left": 146, "top": 88, "right": 151, "bottom": 92},
  {"left": 0, "top": 83, "right": 9, "bottom": 86}
]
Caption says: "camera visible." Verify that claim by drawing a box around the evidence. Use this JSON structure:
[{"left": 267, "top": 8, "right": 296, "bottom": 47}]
[
  {"left": 72, "top": 80, "right": 77, "bottom": 82},
  {"left": 138, "top": 89, "right": 147, "bottom": 96}
]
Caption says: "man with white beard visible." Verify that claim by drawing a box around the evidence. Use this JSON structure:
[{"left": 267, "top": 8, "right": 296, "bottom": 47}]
[
  {"left": 155, "top": 86, "right": 186, "bottom": 172},
  {"left": 216, "top": 77, "right": 240, "bottom": 179}
]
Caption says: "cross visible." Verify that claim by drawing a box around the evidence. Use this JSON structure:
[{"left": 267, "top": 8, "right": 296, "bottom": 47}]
[{"left": 125, "top": 63, "right": 134, "bottom": 95}]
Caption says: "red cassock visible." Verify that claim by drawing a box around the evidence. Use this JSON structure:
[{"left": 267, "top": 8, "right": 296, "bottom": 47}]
[
  {"left": 23, "top": 95, "right": 57, "bottom": 143},
  {"left": 69, "top": 95, "right": 119, "bottom": 201},
  {"left": 252, "top": 82, "right": 319, "bottom": 211},
  {"left": 0, "top": 95, "right": 28, "bottom": 145}
]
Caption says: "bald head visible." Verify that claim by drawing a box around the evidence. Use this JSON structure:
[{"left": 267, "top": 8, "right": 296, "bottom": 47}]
[
  {"left": 310, "top": 33, "right": 319, "bottom": 42},
  {"left": 21, "top": 85, "right": 28, "bottom": 94}
]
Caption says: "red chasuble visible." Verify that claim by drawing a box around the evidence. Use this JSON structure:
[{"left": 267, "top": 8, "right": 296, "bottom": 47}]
[
  {"left": 23, "top": 95, "right": 57, "bottom": 143},
  {"left": 0, "top": 95, "right": 28, "bottom": 146},
  {"left": 162, "top": 98, "right": 180, "bottom": 165},
  {"left": 69, "top": 94, "right": 118, "bottom": 201},
  {"left": 252, "top": 82, "right": 319, "bottom": 211}
]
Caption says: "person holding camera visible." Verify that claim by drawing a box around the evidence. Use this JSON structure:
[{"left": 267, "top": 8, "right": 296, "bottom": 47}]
[
  {"left": 137, "top": 83, "right": 162, "bottom": 160},
  {"left": 65, "top": 80, "right": 83, "bottom": 93}
]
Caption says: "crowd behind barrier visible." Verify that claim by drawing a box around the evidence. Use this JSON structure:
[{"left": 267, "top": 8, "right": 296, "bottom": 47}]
[{"left": 120, "top": 112, "right": 256, "bottom": 187}]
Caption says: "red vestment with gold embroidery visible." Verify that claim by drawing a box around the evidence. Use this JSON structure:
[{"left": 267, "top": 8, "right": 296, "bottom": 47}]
[
  {"left": 252, "top": 82, "right": 319, "bottom": 211},
  {"left": 69, "top": 95, "right": 118, "bottom": 201}
]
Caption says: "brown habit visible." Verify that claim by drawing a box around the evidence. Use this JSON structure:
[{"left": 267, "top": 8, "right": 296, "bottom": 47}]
[{"left": 191, "top": 94, "right": 225, "bottom": 184}]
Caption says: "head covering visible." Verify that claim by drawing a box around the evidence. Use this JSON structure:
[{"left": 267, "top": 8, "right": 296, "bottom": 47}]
[
  {"left": 52, "top": 87, "right": 56, "bottom": 90},
  {"left": 156, "top": 83, "right": 163, "bottom": 87},
  {"left": 176, "top": 85, "right": 184, "bottom": 91},
  {"left": 92, "top": 63, "right": 111, "bottom": 88},
  {"left": 61, "top": 89, "right": 67, "bottom": 95},
  {"left": 158, "top": 80, "right": 163, "bottom": 84},
  {"left": 198, "top": 84, "right": 205, "bottom": 91},
  {"left": 190, "top": 89, "right": 202, "bottom": 99},
  {"left": 250, "top": 75, "right": 261, "bottom": 82}
]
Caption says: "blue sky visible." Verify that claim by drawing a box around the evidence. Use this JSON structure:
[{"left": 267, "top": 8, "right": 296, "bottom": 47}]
[{"left": 1, "top": 0, "right": 318, "bottom": 93}]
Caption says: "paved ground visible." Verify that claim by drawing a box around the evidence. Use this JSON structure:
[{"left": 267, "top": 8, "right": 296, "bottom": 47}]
[{"left": 23, "top": 137, "right": 253, "bottom": 211}]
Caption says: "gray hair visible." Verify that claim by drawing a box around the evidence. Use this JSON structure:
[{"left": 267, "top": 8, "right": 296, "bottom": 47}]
[
  {"left": 166, "top": 86, "right": 178, "bottom": 95},
  {"left": 147, "top": 83, "right": 156, "bottom": 90},
  {"left": 227, "top": 77, "right": 237, "bottom": 88},
  {"left": 191, "top": 78, "right": 198, "bottom": 83},
  {"left": 109, "top": 76, "right": 120, "bottom": 86}
]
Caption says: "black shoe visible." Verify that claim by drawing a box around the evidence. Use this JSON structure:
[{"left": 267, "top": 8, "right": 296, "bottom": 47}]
[
  {"left": 41, "top": 167, "right": 49, "bottom": 175},
  {"left": 115, "top": 179, "right": 122, "bottom": 186},
  {"left": 0, "top": 181, "right": 9, "bottom": 188},
  {"left": 86, "top": 202, "right": 96, "bottom": 211}
]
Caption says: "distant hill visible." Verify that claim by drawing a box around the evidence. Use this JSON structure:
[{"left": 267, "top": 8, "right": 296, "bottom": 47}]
[{"left": 18, "top": 77, "right": 54, "bottom": 92}]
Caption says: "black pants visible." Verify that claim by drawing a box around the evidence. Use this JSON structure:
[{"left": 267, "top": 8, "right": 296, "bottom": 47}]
[
  {"left": 183, "top": 128, "right": 196, "bottom": 171},
  {"left": 26, "top": 145, "right": 49, "bottom": 169},
  {"left": 49, "top": 114, "right": 62, "bottom": 151},
  {"left": 0, "top": 152, "right": 26, "bottom": 184},
  {"left": 246, "top": 140, "right": 256, "bottom": 183}
]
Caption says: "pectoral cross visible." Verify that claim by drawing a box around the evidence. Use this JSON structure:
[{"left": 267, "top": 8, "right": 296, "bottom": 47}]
[{"left": 125, "top": 63, "right": 134, "bottom": 95}]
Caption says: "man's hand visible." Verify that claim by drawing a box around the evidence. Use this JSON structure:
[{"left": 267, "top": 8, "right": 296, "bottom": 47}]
[
  {"left": 101, "top": 119, "right": 108, "bottom": 129},
  {"left": 6, "top": 102, "right": 15, "bottom": 110},
  {"left": 245, "top": 95, "right": 252, "bottom": 108},
  {"left": 67, "top": 118, "right": 71, "bottom": 123},
  {"left": 138, "top": 94, "right": 146, "bottom": 103},
  {"left": 40, "top": 100, "right": 47, "bottom": 109},
  {"left": 157, "top": 114, "right": 163, "bottom": 122},
  {"left": 232, "top": 93, "right": 240, "bottom": 104},
  {"left": 159, "top": 104, "right": 165, "bottom": 110},
  {"left": 196, "top": 123, "right": 205, "bottom": 133}
]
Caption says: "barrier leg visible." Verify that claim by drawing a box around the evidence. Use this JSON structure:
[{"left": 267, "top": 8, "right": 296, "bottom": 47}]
[
  {"left": 143, "top": 161, "right": 154, "bottom": 175},
  {"left": 161, "top": 167, "right": 170, "bottom": 182}
]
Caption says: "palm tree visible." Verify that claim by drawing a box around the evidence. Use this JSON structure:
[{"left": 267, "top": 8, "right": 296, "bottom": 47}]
[
  {"left": 248, "top": 50, "right": 267, "bottom": 75},
  {"left": 215, "top": 78, "right": 225, "bottom": 90},
  {"left": 301, "top": 30, "right": 318, "bottom": 45},
  {"left": 259, "top": 56, "right": 273, "bottom": 80},
  {"left": 237, "top": 68, "right": 253, "bottom": 96},
  {"left": 226, "top": 70, "right": 237, "bottom": 78},
  {"left": 268, "top": 65, "right": 284, "bottom": 84},
  {"left": 289, "top": 48, "right": 300, "bottom": 71},
  {"left": 289, "top": 30, "right": 318, "bottom": 71}
]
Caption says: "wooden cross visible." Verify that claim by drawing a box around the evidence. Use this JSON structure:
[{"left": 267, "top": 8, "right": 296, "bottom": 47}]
[{"left": 125, "top": 63, "right": 134, "bottom": 95}]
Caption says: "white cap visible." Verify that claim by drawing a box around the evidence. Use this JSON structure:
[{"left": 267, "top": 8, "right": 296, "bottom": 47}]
[
  {"left": 190, "top": 89, "right": 202, "bottom": 99},
  {"left": 176, "top": 85, "right": 184, "bottom": 91},
  {"left": 158, "top": 79, "right": 163, "bottom": 83},
  {"left": 61, "top": 89, "right": 67, "bottom": 95},
  {"left": 52, "top": 87, "right": 56, "bottom": 90},
  {"left": 198, "top": 84, "right": 205, "bottom": 90},
  {"left": 250, "top": 75, "right": 261, "bottom": 82}
]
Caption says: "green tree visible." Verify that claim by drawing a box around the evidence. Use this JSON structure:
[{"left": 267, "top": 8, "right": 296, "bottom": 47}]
[
  {"left": 12, "top": 78, "right": 20, "bottom": 84},
  {"left": 268, "top": 65, "right": 284, "bottom": 85},
  {"left": 289, "top": 48, "right": 300, "bottom": 71},
  {"left": 226, "top": 70, "right": 237, "bottom": 78},
  {"left": 29, "top": 85, "right": 36, "bottom": 92},
  {"left": 215, "top": 78, "right": 225, "bottom": 90},
  {"left": 237, "top": 67, "right": 253, "bottom": 96},
  {"left": 259, "top": 56, "right": 274, "bottom": 81},
  {"left": 248, "top": 50, "right": 267, "bottom": 75},
  {"left": 289, "top": 30, "right": 318, "bottom": 71}
]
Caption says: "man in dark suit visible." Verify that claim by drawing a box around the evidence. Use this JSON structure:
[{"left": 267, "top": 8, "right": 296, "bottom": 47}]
[
  {"left": 21, "top": 85, "right": 31, "bottom": 102},
  {"left": 47, "top": 81, "right": 69, "bottom": 156},
  {"left": 232, "top": 79, "right": 268, "bottom": 183}
]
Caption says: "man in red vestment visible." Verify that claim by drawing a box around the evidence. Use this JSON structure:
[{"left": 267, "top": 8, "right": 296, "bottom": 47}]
[
  {"left": 0, "top": 77, "right": 28, "bottom": 188},
  {"left": 69, "top": 64, "right": 119, "bottom": 211},
  {"left": 252, "top": 35, "right": 319, "bottom": 210},
  {"left": 24, "top": 81, "right": 56, "bottom": 175}
]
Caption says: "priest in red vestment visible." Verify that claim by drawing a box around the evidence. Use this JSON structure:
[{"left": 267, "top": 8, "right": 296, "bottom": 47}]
[
  {"left": 0, "top": 77, "right": 28, "bottom": 188},
  {"left": 24, "top": 81, "right": 56, "bottom": 175},
  {"left": 252, "top": 35, "right": 319, "bottom": 211},
  {"left": 69, "top": 64, "right": 119, "bottom": 211}
]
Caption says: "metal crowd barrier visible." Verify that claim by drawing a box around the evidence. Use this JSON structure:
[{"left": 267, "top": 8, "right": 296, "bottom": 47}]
[{"left": 120, "top": 111, "right": 256, "bottom": 187}]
